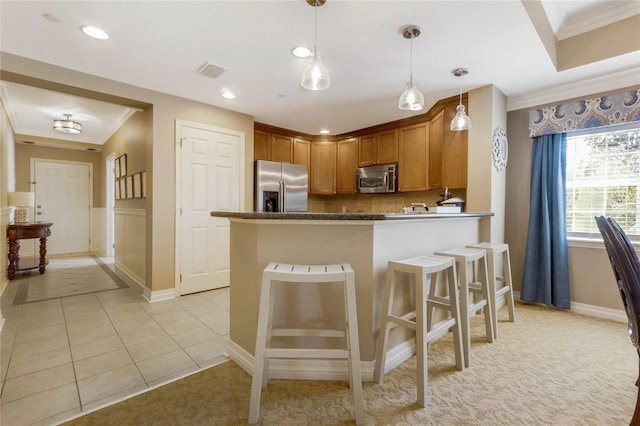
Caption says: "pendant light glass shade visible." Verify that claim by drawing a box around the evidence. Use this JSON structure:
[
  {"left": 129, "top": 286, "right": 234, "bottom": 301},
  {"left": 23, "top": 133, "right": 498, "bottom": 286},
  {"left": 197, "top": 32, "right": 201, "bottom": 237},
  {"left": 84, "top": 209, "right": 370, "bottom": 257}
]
[
  {"left": 398, "top": 81, "right": 424, "bottom": 111},
  {"left": 450, "top": 104, "right": 472, "bottom": 131},
  {"left": 301, "top": 0, "right": 329, "bottom": 91},
  {"left": 398, "top": 25, "right": 423, "bottom": 111},
  {"left": 450, "top": 67, "right": 471, "bottom": 131},
  {"left": 301, "top": 50, "right": 330, "bottom": 90}
]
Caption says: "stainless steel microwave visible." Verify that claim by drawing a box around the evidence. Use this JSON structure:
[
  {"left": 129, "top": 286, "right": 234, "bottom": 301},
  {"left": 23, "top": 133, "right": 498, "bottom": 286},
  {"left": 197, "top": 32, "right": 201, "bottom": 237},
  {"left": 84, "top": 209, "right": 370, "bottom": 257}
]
[{"left": 357, "top": 164, "right": 397, "bottom": 193}]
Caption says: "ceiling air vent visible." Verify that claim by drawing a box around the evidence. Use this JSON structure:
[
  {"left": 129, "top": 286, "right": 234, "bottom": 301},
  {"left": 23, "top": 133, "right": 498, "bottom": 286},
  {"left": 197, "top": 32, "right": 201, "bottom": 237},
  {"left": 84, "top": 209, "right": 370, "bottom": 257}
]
[{"left": 197, "top": 62, "right": 226, "bottom": 79}]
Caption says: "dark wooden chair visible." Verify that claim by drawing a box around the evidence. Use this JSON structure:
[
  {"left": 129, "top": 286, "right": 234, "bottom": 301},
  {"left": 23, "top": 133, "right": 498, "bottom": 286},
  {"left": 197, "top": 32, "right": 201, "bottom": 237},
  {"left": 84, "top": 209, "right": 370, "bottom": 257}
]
[{"left": 596, "top": 216, "right": 640, "bottom": 425}]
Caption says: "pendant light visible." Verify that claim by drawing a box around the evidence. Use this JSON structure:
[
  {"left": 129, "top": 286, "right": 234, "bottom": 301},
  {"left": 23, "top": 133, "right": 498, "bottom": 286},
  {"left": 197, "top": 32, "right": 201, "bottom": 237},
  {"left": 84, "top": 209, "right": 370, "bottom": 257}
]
[
  {"left": 53, "top": 113, "right": 82, "bottom": 134},
  {"left": 398, "top": 25, "right": 424, "bottom": 111},
  {"left": 450, "top": 68, "right": 472, "bottom": 131},
  {"left": 301, "top": 0, "right": 330, "bottom": 91}
]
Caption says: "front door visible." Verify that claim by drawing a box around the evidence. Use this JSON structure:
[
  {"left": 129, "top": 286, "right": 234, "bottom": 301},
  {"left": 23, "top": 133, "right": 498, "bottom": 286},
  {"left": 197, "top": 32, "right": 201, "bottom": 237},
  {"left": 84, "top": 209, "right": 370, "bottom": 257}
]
[
  {"left": 177, "top": 121, "right": 243, "bottom": 295},
  {"left": 33, "top": 160, "right": 91, "bottom": 255}
]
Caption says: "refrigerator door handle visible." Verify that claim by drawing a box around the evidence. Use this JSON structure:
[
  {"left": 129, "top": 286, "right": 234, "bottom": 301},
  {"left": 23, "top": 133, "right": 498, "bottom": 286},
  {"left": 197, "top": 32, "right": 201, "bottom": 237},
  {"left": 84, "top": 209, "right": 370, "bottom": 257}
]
[{"left": 280, "top": 180, "right": 285, "bottom": 212}]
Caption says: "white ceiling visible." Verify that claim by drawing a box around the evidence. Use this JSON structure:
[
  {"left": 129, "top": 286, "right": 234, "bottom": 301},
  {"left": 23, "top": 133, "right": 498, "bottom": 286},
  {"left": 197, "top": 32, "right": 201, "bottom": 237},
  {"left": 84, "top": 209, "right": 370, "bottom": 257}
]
[{"left": 0, "top": 0, "right": 639, "bottom": 145}]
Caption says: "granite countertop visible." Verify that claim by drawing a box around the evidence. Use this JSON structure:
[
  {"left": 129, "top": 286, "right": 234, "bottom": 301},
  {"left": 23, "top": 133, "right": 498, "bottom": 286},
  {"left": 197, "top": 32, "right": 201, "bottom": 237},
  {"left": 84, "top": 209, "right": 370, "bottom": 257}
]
[{"left": 210, "top": 211, "right": 493, "bottom": 220}]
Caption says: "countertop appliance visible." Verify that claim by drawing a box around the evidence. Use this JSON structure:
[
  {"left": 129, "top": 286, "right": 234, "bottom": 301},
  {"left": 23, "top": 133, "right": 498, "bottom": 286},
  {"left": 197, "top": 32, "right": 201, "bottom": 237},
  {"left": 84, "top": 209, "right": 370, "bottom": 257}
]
[
  {"left": 255, "top": 160, "right": 308, "bottom": 212},
  {"left": 357, "top": 164, "right": 397, "bottom": 193}
]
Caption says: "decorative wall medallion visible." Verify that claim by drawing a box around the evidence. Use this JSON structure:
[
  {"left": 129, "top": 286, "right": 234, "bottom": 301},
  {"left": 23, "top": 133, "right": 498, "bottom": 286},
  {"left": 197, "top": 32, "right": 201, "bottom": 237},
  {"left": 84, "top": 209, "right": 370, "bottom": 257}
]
[{"left": 492, "top": 126, "right": 508, "bottom": 173}]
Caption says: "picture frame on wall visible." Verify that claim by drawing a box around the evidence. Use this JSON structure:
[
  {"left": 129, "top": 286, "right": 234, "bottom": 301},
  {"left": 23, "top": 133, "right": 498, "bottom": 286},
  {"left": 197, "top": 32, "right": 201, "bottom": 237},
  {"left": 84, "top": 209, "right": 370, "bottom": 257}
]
[
  {"left": 119, "top": 178, "right": 126, "bottom": 200},
  {"left": 133, "top": 172, "right": 142, "bottom": 198},
  {"left": 126, "top": 175, "right": 133, "bottom": 199},
  {"left": 119, "top": 154, "right": 128, "bottom": 177},
  {"left": 115, "top": 157, "right": 121, "bottom": 178},
  {"left": 115, "top": 179, "right": 121, "bottom": 200},
  {"left": 141, "top": 171, "right": 147, "bottom": 198}
]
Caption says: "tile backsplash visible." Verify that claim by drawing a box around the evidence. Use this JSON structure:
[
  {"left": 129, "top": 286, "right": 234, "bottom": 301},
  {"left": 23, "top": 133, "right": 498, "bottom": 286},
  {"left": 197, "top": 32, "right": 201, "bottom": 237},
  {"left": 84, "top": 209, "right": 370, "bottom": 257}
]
[{"left": 309, "top": 189, "right": 467, "bottom": 214}]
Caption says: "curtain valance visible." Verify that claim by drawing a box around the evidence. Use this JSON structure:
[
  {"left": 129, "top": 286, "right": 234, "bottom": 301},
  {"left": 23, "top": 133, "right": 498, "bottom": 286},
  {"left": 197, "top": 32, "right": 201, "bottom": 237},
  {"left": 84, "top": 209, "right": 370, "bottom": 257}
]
[{"left": 529, "top": 89, "right": 640, "bottom": 138}]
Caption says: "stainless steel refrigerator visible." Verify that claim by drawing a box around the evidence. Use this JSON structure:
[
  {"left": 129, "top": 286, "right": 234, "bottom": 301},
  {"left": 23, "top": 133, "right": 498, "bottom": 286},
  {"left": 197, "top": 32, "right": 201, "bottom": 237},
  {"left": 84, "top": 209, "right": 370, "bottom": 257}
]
[{"left": 255, "top": 160, "right": 308, "bottom": 212}]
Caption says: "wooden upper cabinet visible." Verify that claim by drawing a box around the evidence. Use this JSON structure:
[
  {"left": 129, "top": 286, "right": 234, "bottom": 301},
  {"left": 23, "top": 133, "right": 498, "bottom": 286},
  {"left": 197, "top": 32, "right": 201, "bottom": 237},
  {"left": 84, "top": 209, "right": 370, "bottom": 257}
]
[
  {"left": 398, "top": 122, "right": 429, "bottom": 192},
  {"left": 358, "top": 133, "right": 377, "bottom": 167},
  {"left": 310, "top": 141, "right": 336, "bottom": 194},
  {"left": 377, "top": 129, "right": 399, "bottom": 165},
  {"left": 270, "top": 134, "right": 293, "bottom": 163},
  {"left": 429, "top": 110, "right": 445, "bottom": 190},
  {"left": 254, "top": 130, "right": 270, "bottom": 161},
  {"left": 293, "top": 138, "right": 311, "bottom": 169},
  {"left": 337, "top": 138, "right": 358, "bottom": 194},
  {"left": 358, "top": 129, "right": 398, "bottom": 167},
  {"left": 443, "top": 101, "right": 468, "bottom": 188}
]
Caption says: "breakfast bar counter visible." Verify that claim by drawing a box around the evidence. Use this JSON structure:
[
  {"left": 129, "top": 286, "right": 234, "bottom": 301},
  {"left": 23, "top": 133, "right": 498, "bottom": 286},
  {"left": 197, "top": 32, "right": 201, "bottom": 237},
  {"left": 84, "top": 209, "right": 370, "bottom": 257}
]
[{"left": 210, "top": 211, "right": 493, "bottom": 380}]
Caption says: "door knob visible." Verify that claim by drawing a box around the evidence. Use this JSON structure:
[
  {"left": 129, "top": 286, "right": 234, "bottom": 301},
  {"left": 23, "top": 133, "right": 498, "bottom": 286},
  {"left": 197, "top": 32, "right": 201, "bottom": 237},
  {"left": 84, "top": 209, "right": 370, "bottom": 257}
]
[{"left": 37, "top": 212, "right": 43, "bottom": 215}]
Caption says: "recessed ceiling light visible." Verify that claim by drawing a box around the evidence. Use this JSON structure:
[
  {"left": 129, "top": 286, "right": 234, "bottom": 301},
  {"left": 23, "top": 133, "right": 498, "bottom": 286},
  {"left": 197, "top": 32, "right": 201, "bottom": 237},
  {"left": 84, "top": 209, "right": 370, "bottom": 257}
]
[
  {"left": 319, "top": 129, "right": 330, "bottom": 135},
  {"left": 221, "top": 90, "right": 236, "bottom": 100},
  {"left": 291, "top": 46, "right": 312, "bottom": 58},
  {"left": 81, "top": 26, "right": 109, "bottom": 40}
]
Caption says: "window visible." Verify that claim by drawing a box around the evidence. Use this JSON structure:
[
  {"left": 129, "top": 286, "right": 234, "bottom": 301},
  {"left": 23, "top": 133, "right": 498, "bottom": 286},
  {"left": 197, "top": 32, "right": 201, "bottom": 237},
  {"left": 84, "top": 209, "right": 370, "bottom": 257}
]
[{"left": 566, "top": 124, "right": 640, "bottom": 241}]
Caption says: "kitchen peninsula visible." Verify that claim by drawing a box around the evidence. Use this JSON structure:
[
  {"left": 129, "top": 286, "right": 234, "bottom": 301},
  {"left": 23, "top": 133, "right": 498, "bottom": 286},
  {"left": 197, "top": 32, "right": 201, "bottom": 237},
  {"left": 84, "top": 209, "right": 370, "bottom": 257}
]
[{"left": 211, "top": 211, "right": 493, "bottom": 380}]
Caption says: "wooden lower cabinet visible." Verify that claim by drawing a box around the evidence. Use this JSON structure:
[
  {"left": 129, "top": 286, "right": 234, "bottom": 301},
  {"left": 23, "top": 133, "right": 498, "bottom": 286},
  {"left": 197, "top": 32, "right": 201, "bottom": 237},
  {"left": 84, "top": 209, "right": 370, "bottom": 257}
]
[
  {"left": 398, "top": 122, "right": 429, "bottom": 192},
  {"left": 310, "top": 141, "right": 336, "bottom": 194},
  {"left": 337, "top": 138, "right": 358, "bottom": 194}
]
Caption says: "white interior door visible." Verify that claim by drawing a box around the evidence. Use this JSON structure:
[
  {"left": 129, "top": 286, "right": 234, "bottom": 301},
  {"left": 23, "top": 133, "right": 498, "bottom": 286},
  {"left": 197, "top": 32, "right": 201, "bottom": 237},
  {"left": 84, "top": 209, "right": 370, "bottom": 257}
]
[
  {"left": 34, "top": 160, "right": 91, "bottom": 255},
  {"left": 178, "top": 122, "right": 242, "bottom": 295}
]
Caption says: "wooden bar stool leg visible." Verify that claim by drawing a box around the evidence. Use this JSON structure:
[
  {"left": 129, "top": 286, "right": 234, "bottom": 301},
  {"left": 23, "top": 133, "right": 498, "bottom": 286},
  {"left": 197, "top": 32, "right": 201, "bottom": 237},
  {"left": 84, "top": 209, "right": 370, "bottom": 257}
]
[
  {"left": 416, "top": 270, "right": 428, "bottom": 407},
  {"left": 457, "top": 258, "right": 471, "bottom": 368},
  {"left": 446, "top": 265, "right": 464, "bottom": 371},
  {"left": 478, "top": 256, "right": 494, "bottom": 343},
  {"left": 344, "top": 270, "right": 365, "bottom": 425},
  {"left": 374, "top": 268, "right": 396, "bottom": 384},
  {"left": 249, "top": 271, "right": 274, "bottom": 424},
  {"left": 503, "top": 248, "right": 516, "bottom": 323},
  {"left": 485, "top": 250, "right": 499, "bottom": 339}
]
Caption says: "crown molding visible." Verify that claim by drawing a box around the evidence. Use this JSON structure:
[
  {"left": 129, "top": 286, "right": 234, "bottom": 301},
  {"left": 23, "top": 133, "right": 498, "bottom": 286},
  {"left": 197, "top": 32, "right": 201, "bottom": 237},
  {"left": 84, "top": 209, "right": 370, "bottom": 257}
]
[
  {"left": 557, "top": 2, "right": 640, "bottom": 40},
  {"left": 506, "top": 68, "right": 640, "bottom": 112}
]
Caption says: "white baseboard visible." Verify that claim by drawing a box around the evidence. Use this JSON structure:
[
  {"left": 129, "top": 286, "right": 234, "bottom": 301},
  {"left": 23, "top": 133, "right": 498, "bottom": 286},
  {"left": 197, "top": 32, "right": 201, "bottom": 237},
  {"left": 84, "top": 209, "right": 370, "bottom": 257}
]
[
  {"left": 143, "top": 287, "right": 176, "bottom": 303},
  {"left": 512, "top": 291, "right": 626, "bottom": 323}
]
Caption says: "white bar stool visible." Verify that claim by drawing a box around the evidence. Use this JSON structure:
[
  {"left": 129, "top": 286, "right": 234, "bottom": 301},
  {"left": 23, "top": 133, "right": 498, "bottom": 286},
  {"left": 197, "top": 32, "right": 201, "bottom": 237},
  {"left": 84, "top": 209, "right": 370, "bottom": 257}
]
[
  {"left": 466, "top": 242, "right": 516, "bottom": 338},
  {"left": 249, "top": 262, "right": 365, "bottom": 425},
  {"left": 374, "top": 254, "right": 464, "bottom": 407},
  {"left": 434, "top": 248, "right": 494, "bottom": 368}
]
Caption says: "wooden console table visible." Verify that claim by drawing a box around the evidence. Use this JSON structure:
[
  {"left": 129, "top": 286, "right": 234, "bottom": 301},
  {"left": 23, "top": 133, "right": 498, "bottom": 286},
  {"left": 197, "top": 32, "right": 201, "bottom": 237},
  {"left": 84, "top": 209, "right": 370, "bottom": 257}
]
[{"left": 7, "top": 222, "right": 53, "bottom": 280}]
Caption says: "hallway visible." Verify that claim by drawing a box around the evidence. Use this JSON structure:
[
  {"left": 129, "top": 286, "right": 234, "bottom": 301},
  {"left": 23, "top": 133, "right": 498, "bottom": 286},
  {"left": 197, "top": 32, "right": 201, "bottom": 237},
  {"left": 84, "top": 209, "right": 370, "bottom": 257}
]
[{"left": 0, "top": 256, "right": 230, "bottom": 425}]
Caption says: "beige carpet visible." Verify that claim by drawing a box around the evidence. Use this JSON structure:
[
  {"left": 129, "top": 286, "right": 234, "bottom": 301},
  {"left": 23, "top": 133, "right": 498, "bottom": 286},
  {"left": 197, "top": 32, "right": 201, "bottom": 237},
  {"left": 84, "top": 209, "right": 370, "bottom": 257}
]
[{"left": 63, "top": 303, "right": 637, "bottom": 425}]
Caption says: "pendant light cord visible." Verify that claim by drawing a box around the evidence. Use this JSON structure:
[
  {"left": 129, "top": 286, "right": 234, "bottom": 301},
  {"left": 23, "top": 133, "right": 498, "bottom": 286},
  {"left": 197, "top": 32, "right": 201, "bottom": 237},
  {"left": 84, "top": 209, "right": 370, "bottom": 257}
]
[
  {"left": 313, "top": 0, "right": 318, "bottom": 56},
  {"left": 409, "top": 36, "right": 414, "bottom": 85}
]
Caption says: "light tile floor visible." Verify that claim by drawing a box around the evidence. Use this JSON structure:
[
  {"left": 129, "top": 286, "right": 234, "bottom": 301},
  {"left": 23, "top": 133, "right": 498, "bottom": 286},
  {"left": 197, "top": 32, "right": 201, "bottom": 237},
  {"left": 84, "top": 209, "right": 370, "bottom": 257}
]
[{"left": 0, "top": 255, "right": 230, "bottom": 426}]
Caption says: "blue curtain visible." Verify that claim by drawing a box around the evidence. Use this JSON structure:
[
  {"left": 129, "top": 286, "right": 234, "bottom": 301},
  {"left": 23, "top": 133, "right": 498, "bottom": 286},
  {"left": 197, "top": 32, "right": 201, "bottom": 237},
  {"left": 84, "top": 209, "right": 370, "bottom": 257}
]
[{"left": 521, "top": 133, "right": 570, "bottom": 309}]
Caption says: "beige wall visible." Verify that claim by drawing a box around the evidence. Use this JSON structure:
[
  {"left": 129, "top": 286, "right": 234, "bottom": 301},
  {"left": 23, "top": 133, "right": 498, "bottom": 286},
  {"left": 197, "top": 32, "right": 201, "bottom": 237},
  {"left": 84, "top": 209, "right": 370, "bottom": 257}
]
[
  {"left": 467, "top": 85, "right": 507, "bottom": 243},
  {"left": 102, "top": 108, "right": 151, "bottom": 210},
  {"left": 1, "top": 53, "right": 255, "bottom": 294},
  {"left": 0, "top": 100, "right": 15, "bottom": 296},
  {"left": 505, "top": 101, "right": 624, "bottom": 311},
  {"left": 1, "top": 99, "right": 16, "bottom": 202},
  {"left": 14, "top": 144, "right": 103, "bottom": 205}
]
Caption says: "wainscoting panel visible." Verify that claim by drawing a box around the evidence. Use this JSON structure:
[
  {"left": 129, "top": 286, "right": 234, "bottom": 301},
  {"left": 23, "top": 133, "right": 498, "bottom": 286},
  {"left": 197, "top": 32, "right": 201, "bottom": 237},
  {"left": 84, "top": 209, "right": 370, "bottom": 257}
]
[
  {"left": 114, "top": 208, "right": 146, "bottom": 287},
  {"left": 92, "top": 207, "right": 106, "bottom": 255}
]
